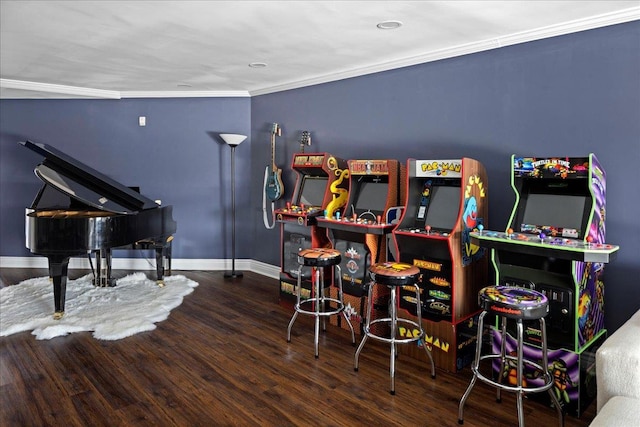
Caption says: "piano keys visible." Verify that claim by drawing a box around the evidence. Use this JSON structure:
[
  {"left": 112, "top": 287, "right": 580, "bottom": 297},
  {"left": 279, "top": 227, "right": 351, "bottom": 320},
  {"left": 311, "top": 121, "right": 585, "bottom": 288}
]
[{"left": 21, "top": 140, "right": 177, "bottom": 319}]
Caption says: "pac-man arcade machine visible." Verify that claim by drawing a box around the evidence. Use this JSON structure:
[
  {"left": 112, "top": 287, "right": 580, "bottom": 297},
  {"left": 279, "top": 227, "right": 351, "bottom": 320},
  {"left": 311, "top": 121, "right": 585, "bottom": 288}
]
[{"left": 392, "top": 158, "right": 489, "bottom": 372}]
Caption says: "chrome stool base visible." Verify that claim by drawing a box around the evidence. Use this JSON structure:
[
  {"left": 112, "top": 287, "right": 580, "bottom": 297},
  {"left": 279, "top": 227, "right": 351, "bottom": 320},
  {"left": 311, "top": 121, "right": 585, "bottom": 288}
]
[
  {"left": 458, "top": 286, "right": 564, "bottom": 427},
  {"left": 286, "top": 248, "right": 355, "bottom": 358},
  {"left": 354, "top": 262, "right": 435, "bottom": 394}
]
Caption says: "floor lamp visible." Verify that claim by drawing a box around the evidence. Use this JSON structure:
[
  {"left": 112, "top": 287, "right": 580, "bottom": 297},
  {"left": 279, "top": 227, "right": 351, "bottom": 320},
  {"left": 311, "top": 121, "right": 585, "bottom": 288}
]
[{"left": 220, "top": 133, "right": 247, "bottom": 279}]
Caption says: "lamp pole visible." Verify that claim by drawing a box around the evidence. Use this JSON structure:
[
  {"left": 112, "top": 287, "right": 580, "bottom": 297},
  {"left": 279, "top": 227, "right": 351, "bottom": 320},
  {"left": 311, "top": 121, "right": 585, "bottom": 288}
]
[{"left": 220, "top": 134, "right": 247, "bottom": 279}]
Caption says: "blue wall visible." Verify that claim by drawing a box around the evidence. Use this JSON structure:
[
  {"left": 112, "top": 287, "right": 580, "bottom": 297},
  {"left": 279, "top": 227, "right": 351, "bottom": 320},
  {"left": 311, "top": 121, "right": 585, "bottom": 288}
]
[
  {"left": 0, "top": 97, "right": 251, "bottom": 259},
  {"left": 251, "top": 21, "right": 640, "bottom": 332},
  {"left": 1, "top": 22, "right": 638, "bottom": 331}
]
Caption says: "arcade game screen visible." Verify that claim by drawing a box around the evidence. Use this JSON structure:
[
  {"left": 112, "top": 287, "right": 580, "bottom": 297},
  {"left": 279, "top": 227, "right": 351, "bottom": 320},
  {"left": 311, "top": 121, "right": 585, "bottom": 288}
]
[
  {"left": 412, "top": 179, "right": 460, "bottom": 232},
  {"left": 350, "top": 179, "right": 388, "bottom": 217},
  {"left": 520, "top": 193, "right": 588, "bottom": 238},
  {"left": 297, "top": 176, "right": 328, "bottom": 207},
  {"left": 422, "top": 185, "right": 460, "bottom": 231}
]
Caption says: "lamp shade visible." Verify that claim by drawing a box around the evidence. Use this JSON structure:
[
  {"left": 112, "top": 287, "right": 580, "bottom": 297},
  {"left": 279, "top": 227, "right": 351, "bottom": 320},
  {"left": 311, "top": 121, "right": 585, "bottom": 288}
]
[{"left": 220, "top": 133, "right": 247, "bottom": 146}]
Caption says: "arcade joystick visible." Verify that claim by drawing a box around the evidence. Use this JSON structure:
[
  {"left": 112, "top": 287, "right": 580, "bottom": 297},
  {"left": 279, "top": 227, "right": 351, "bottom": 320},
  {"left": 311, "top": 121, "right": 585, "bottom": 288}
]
[
  {"left": 586, "top": 235, "right": 593, "bottom": 247},
  {"left": 376, "top": 215, "right": 382, "bottom": 225},
  {"left": 507, "top": 228, "right": 514, "bottom": 239},
  {"left": 425, "top": 225, "right": 431, "bottom": 235},
  {"left": 352, "top": 213, "right": 357, "bottom": 222},
  {"left": 477, "top": 224, "right": 484, "bottom": 235},
  {"left": 539, "top": 232, "right": 546, "bottom": 242},
  {"left": 300, "top": 203, "right": 305, "bottom": 211},
  {"left": 286, "top": 201, "right": 291, "bottom": 210}
]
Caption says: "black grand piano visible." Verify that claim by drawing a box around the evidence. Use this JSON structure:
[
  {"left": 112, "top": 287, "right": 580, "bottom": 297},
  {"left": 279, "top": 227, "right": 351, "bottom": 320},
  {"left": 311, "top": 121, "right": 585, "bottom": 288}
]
[{"left": 20, "top": 140, "right": 177, "bottom": 319}]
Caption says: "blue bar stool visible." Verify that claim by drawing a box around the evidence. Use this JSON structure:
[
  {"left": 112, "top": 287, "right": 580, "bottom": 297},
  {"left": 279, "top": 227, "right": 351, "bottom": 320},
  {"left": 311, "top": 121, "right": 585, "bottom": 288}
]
[
  {"left": 458, "top": 285, "right": 564, "bottom": 427},
  {"left": 354, "top": 261, "right": 436, "bottom": 394},
  {"left": 287, "top": 248, "right": 355, "bottom": 358}
]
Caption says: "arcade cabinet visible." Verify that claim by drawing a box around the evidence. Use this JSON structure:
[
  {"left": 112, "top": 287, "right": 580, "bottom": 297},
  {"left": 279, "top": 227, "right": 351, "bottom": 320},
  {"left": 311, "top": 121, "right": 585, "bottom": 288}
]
[
  {"left": 471, "top": 155, "right": 619, "bottom": 416},
  {"left": 276, "top": 153, "right": 350, "bottom": 303},
  {"left": 392, "top": 158, "right": 489, "bottom": 372},
  {"left": 316, "top": 159, "right": 404, "bottom": 334}
]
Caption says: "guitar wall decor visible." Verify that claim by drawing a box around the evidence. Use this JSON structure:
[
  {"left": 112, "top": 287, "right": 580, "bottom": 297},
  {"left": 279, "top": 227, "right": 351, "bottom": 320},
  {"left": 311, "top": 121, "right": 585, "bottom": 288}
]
[
  {"left": 299, "top": 131, "right": 311, "bottom": 153},
  {"left": 265, "top": 123, "right": 284, "bottom": 201}
]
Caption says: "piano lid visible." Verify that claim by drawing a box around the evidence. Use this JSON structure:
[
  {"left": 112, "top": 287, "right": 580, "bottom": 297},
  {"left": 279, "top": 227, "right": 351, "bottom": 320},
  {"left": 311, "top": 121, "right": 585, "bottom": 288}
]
[{"left": 20, "top": 140, "right": 159, "bottom": 214}]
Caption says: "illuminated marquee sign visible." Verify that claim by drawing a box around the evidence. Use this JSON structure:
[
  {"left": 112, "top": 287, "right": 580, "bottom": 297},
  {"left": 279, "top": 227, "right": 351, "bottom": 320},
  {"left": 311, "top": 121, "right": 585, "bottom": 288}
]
[
  {"left": 293, "top": 154, "right": 325, "bottom": 166},
  {"left": 349, "top": 160, "right": 389, "bottom": 175},
  {"left": 415, "top": 160, "right": 462, "bottom": 178}
]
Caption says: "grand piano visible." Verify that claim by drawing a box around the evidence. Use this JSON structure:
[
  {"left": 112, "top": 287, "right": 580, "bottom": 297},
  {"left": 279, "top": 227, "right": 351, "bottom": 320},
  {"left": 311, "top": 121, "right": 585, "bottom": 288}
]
[{"left": 20, "top": 140, "right": 177, "bottom": 319}]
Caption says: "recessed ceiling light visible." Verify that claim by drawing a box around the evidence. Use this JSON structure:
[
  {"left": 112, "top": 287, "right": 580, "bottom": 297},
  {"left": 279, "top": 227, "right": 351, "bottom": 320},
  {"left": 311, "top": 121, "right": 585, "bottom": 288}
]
[
  {"left": 377, "top": 20, "right": 402, "bottom": 30},
  {"left": 249, "top": 62, "right": 267, "bottom": 68}
]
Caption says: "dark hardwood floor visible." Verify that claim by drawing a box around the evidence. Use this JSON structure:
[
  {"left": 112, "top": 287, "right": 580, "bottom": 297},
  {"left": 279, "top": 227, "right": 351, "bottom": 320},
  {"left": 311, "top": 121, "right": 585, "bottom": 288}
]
[{"left": 1, "top": 268, "right": 596, "bottom": 426}]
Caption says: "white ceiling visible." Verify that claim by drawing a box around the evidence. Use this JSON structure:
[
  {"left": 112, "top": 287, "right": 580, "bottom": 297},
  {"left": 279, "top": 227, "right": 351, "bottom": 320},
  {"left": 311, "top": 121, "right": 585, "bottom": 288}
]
[{"left": 1, "top": 1, "right": 638, "bottom": 99}]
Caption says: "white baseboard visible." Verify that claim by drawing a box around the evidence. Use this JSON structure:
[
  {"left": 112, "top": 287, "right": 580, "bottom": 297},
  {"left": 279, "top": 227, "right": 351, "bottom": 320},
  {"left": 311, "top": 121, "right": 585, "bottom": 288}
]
[{"left": 0, "top": 256, "right": 280, "bottom": 280}]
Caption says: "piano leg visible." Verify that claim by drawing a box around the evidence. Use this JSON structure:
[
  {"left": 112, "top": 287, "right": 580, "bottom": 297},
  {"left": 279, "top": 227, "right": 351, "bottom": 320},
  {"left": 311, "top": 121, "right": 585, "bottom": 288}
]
[
  {"left": 166, "top": 239, "right": 172, "bottom": 276},
  {"left": 48, "top": 256, "right": 70, "bottom": 319},
  {"left": 155, "top": 246, "right": 166, "bottom": 287},
  {"left": 94, "top": 249, "right": 114, "bottom": 287}
]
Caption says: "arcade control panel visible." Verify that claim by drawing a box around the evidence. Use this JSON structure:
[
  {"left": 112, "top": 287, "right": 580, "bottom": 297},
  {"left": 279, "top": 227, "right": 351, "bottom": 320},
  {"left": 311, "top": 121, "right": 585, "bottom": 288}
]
[
  {"left": 395, "top": 225, "right": 453, "bottom": 238},
  {"left": 276, "top": 202, "right": 325, "bottom": 226},
  {"left": 470, "top": 229, "right": 619, "bottom": 263},
  {"left": 316, "top": 213, "right": 395, "bottom": 235}
]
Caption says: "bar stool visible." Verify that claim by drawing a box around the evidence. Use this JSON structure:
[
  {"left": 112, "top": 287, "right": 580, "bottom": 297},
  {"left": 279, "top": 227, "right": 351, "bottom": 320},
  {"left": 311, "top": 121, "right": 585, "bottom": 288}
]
[
  {"left": 354, "top": 261, "right": 436, "bottom": 394},
  {"left": 286, "top": 248, "right": 355, "bottom": 358},
  {"left": 458, "top": 285, "right": 564, "bottom": 427}
]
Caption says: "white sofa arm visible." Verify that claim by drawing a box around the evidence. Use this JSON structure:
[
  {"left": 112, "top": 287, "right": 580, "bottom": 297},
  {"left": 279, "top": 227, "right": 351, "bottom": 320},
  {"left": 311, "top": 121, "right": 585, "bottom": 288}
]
[
  {"left": 590, "top": 396, "right": 640, "bottom": 426},
  {"left": 596, "top": 309, "right": 640, "bottom": 412}
]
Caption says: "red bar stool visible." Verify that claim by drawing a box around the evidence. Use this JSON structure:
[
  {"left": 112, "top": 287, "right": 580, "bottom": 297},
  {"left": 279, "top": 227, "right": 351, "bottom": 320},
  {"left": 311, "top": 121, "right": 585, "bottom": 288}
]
[
  {"left": 458, "top": 285, "right": 564, "bottom": 427},
  {"left": 354, "top": 261, "right": 436, "bottom": 394},
  {"left": 287, "top": 248, "right": 355, "bottom": 358}
]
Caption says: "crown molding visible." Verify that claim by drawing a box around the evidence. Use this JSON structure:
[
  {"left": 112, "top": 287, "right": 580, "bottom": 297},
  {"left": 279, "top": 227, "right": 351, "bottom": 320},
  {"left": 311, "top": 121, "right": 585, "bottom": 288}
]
[
  {"left": 495, "top": 6, "right": 640, "bottom": 46},
  {"left": 0, "top": 78, "right": 121, "bottom": 99},
  {"left": 0, "top": 80, "right": 250, "bottom": 99},
  {"left": 250, "top": 7, "right": 640, "bottom": 96},
  {"left": 120, "top": 90, "right": 250, "bottom": 98}
]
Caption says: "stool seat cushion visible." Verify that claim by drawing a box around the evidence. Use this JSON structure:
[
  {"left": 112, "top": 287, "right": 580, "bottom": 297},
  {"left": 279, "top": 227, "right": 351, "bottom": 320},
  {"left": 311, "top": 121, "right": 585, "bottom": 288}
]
[
  {"left": 297, "top": 248, "right": 342, "bottom": 267},
  {"left": 479, "top": 286, "right": 549, "bottom": 320},
  {"left": 369, "top": 262, "right": 420, "bottom": 286}
]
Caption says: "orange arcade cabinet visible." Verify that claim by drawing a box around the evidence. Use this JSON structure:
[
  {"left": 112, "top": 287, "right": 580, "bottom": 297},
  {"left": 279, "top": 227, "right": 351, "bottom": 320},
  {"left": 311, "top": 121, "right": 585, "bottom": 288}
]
[
  {"left": 276, "top": 152, "right": 350, "bottom": 303},
  {"left": 316, "top": 159, "right": 404, "bottom": 334}
]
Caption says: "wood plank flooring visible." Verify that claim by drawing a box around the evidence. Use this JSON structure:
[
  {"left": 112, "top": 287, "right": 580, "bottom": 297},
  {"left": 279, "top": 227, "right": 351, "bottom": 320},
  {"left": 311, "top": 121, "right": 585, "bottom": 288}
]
[{"left": 0, "top": 268, "right": 596, "bottom": 426}]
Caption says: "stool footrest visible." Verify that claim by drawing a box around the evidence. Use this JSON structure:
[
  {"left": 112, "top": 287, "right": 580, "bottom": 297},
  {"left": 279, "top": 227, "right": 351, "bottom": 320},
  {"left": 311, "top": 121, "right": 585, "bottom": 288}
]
[
  {"left": 474, "top": 354, "right": 554, "bottom": 394},
  {"left": 295, "top": 298, "right": 345, "bottom": 317},
  {"left": 364, "top": 318, "right": 423, "bottom": 345}
]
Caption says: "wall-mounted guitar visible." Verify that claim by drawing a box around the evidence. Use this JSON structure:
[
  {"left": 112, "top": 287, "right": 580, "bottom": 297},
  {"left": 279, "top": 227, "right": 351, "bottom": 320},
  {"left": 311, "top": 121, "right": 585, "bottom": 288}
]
[
  {"left": 265, "top": 123, "right": 283, "bottom": 201},
  {"left": 299, "top": 131, "right": 311, "bottom": 153}
]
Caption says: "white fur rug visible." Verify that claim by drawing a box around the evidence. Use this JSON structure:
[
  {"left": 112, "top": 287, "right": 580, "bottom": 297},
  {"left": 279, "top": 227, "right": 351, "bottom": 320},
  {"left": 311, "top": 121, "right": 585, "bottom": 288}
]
[{"left": 0, "top": 272, "right": 198, "bottom": 340}]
